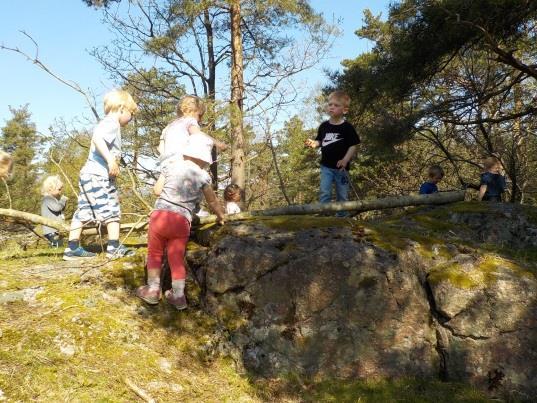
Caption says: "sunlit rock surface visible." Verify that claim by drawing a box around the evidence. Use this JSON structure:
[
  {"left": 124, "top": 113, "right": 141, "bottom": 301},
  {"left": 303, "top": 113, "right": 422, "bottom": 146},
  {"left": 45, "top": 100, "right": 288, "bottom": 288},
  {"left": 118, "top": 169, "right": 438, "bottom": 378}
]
[{"left": 188, "top": 203, "right": 537, "bottom": 398}]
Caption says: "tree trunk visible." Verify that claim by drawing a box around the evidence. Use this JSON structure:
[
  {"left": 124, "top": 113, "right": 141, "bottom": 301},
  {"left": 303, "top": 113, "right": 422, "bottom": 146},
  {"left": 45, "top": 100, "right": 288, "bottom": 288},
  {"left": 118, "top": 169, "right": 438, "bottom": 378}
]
[
  {"left": 204, "top": 8, "right": 219, "bottom": 189},
  {"left": 510, "top": 81, "right": 524, "bottom": 202},
  {"left": 229, "top": 0, "right": 246, "bottom": 194},
  {"left": 268, "top": 135, "right": 291, "bottom": 205},
  {"left": 197, "top": 190, "right": 467, "bottom": 225}
]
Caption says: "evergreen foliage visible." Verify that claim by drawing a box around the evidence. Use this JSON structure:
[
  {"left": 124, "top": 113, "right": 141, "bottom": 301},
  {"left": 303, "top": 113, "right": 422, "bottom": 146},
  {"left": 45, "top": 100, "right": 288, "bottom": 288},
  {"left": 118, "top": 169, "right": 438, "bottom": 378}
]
[
  {"left": 0, "top": 106, "right": 41, "bottom": 212},
  {"left": 337, "top": 0, "right": 537, "bottom": 202}
]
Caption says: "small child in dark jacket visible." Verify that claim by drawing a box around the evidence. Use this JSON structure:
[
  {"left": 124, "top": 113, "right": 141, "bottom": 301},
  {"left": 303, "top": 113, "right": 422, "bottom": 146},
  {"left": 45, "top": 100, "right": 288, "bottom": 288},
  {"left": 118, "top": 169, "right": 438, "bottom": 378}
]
[
  {"left": 41, "top": 175, "right": 68, "bottom": 247},
  {"left": 479, "top": 157, "right": 506, "bottom": 202},
  {"left": 419, "top": 165, "right": 444, "bottom": 194}
]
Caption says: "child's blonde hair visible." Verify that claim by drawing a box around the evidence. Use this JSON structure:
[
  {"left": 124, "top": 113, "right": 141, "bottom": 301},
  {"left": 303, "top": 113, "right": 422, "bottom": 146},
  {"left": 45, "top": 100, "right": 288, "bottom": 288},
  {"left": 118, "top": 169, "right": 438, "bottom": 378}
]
[
  {"left": 177, "top": 95, "right": 206, "bottom": 118},
  {"left": 428, "top": 165, "right": 444, "bottom": 179},
  {"left": 0, "top": 151, "right": 13, "bottom": 180},
  {"left": 328, "top": 90, "right": 351, "bottom": 108},
  {"left": 104, "top": 90, "right": 138, "bottom": 115},
  {"left": 224, "top": 184, "right": 241, "bottom": 202},
  {"left": 41, "top": 175, "right": 64, "bottom": 196},
  {"left": 484, "top": 156, "right": 501, "bottom": 170}
]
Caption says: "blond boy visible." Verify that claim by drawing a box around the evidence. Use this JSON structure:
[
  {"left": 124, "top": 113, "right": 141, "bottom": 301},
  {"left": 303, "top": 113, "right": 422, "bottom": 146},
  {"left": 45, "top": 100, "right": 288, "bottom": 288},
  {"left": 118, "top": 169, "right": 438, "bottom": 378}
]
[
  {"left": 305, "top": 90, "right": 360, "bottom": 215},
  {"left": 41, "top": 175, "right": 68, "bottom": 247},
  {"left": 64, "top": 90, "right": 138, "bottom": 260}
]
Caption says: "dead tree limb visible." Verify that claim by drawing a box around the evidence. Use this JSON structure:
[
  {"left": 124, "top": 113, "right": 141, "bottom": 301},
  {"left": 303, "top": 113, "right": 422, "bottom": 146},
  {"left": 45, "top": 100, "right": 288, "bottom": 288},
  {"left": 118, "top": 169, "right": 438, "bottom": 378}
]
[
  {"left": 0, "top": 31, "right": 100, "bottom": 121},
  {"left": 124, "top": 378, "right": 155, "bottom": 403},
  {"left": 50, "top": 156, "right": 79, "bottom": 198},
  {"left": 1, "top": 191, "right": 465, "bottom": 235},
  {"left": 0, "top": 208, "right": 148, "bottom": 236},
  {"left": 0, "top": 208, "right": 67, "bottom": 231},
  {"left": 197, "top": 190, "right": 467, "bottom": 225},
  {"left": 125, "top": 165, "right": 152, "bottom": 212}
]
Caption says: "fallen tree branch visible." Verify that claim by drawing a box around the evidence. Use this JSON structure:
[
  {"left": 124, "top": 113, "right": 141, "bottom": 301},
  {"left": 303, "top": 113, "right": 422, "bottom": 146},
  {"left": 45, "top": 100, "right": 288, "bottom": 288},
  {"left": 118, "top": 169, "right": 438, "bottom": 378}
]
[
  {"left": 197, "top": 190, "right": 467, "bottom": 225},
  {"left": 0, "top": 208, "right": 148, "bottom": 235},
  {"left": 124, "top": 378, "right": 155, "bottom": 403},
  {"left": 0, "top": 208, "right": 68, "bottom": 232},
  {"left": 1, "top": 191, "right": 466, "bottom": 234}
]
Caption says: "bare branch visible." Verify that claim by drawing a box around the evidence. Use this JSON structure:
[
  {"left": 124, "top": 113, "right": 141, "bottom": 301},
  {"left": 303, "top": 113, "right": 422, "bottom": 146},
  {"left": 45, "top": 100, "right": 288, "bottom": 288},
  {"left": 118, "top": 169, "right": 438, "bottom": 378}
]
[
  {"left": 0, "top": 31, "right": 100, "bottom": 121},
  {"left": 2, "top": 178, "right": 12, "bottom": 209}
]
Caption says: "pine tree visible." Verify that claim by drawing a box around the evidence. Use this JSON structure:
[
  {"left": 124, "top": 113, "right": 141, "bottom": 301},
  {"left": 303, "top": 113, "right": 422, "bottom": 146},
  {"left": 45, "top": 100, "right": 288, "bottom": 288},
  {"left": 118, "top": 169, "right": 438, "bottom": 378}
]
[
  {"left": 0, "top": 106, "right": 40, "bottom": 212},
  {"left": 85, "top": 0, "right": 335, "bottom": 202}
]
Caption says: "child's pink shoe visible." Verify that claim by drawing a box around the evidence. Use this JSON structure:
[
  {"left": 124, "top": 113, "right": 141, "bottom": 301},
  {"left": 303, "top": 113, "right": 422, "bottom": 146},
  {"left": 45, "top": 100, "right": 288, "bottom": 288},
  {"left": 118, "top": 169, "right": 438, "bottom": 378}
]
[
  {"left": 164, "top": 290, "right": 187, "bottom": 311},
  {"left": 136, "top": 285, "right": 161, "bottom": 305}
]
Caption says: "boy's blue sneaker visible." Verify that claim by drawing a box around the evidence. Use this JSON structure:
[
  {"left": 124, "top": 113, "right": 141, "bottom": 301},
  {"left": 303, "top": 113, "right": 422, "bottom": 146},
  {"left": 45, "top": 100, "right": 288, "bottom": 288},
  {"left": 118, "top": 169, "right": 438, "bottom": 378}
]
[
  {"left": 63, "top": 247, "right": 97, "bottom": 261},
  {"left": 106, "top": 244, "right": 135, "bottom": 259}
]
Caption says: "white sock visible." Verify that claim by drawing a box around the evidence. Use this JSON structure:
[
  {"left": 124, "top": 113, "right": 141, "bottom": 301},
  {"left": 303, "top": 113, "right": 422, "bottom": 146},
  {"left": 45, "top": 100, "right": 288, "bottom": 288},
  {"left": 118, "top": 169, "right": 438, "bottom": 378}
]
[
  {"left": 171, "top": 280, "right": 185, "bottom": 297},
  {"left": 148, "top": 276, "right": 160, "bottom": 290}
]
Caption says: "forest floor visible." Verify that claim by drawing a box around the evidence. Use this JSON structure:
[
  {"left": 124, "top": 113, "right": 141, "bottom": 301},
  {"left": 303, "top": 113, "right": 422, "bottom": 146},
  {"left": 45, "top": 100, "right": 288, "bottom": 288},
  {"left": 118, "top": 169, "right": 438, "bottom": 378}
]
[{"left": 0, "top": 222, "right": 491, "bottom": 402}]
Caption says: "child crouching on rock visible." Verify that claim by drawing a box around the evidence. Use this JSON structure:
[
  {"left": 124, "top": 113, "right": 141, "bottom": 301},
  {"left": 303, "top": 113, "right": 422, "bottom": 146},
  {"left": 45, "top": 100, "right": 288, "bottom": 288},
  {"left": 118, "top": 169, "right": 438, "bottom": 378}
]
[
  {"left": 41, "top": 175, "right": 68, "bottom": 247},
  {"left": 137, "top": 133, "right": 225, "bottom": 310},
  {"left": 224, "top": 183, "right": 241, "bottom": 214}
]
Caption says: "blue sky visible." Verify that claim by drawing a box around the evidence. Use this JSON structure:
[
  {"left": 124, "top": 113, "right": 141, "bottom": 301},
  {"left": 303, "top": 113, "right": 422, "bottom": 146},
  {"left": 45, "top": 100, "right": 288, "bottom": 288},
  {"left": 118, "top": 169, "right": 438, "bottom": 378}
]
[{"left": 0, "top": 0, "right": 390, "bottom": 134}]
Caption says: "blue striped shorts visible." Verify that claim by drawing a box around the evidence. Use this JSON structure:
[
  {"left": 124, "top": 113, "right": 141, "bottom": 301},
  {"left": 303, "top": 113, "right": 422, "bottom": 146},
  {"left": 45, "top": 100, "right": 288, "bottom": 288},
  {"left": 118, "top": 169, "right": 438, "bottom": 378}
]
[{"left": 72, "top": 174, "right": 121, "bottom": 224}]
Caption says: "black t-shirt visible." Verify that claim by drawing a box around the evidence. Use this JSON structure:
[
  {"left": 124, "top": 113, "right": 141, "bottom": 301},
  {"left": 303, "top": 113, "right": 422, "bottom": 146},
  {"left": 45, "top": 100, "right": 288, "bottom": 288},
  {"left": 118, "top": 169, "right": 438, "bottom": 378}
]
[{"left": 315, "top": 120, "right": 360, "bottom": 170}]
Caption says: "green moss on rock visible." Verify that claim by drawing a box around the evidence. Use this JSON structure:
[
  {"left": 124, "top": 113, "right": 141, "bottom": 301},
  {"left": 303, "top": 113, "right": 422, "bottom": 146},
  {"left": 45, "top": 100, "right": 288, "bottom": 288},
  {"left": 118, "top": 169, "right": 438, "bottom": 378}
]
[
  {"left": 266, "top": 376, "right": 490, "bottom": 402},
  {"left": 428, "top": 255, "right": 532, "bottom": 289},
  {"left": 259, "top": 215, "right": 351, "bottom": 231},
  {"left": 446, "top": 201, "right": 493, "bottom": 214},
  {"left": 412, "top": 214, "right": 459, "bottom": 232}
]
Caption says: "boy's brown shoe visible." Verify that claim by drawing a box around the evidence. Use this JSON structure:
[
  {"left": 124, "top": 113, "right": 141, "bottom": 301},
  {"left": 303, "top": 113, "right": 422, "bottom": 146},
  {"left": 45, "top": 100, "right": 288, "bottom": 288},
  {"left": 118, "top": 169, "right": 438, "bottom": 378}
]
[
  {"left": 164, "top": 290, "right": 187, "bottom": 311},
  {"left": 136, "top": 285, "right": 161, "bottom": 305}
]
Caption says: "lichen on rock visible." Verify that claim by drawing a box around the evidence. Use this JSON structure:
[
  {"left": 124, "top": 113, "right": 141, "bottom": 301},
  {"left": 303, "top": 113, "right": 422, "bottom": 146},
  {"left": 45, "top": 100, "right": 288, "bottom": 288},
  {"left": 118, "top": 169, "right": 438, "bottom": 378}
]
[{"left": 189, "top": 202, "right": 537, "bottom": 399}]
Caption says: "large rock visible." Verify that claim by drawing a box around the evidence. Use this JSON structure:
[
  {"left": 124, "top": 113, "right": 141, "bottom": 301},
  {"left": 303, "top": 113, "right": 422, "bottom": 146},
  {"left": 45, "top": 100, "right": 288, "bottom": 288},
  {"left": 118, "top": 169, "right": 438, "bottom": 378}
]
[
  {"left": 188, "top": 204, "right": 537, "bottom": 399},
  {"left": 196, "top": 219, "right": 438, "bottom": 379},
  {"left": 428, "top": 253, "right": 537, "bottom": 395}
]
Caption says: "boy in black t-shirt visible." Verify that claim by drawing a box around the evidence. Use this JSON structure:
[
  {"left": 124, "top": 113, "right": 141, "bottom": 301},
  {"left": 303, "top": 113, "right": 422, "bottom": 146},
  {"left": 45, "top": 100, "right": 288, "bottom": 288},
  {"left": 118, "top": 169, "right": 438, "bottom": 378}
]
[{"left": 305, "top": 90, "right": 360, "bottom": 215}]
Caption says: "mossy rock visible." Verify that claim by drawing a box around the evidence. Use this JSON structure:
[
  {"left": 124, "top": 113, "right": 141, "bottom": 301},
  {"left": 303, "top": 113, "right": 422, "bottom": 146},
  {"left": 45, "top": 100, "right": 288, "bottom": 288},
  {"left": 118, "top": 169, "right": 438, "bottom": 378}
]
[
  {"left": 428, "top": 255, "right": 533, "bottom": 289},
  {"left": 257, "top": 215, "right": 351, "bottom": 231}
]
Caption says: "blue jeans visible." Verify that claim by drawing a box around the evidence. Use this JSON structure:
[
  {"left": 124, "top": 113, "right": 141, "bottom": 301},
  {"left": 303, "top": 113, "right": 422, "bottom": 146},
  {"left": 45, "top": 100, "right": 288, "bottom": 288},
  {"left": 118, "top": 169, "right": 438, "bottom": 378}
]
[{"left": 319, "top": 165, "right": 350, "bottom": 216}]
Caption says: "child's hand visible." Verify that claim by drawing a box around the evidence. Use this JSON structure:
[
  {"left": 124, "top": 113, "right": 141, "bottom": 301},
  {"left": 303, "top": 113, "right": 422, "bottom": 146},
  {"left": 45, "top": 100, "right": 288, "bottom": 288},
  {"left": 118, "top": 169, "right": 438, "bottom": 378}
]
[
  {"left": 108, "top": 159, "right": 120, "bottom": 177},
  {"left": 336, "top": 158, "right": 349, "bottom": 170},
  {"left": 305, "top": 139, "right": 318, "bottom": 148},
  {"left": 215, "top": 140, "right": 229, "bottom": 151}
]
